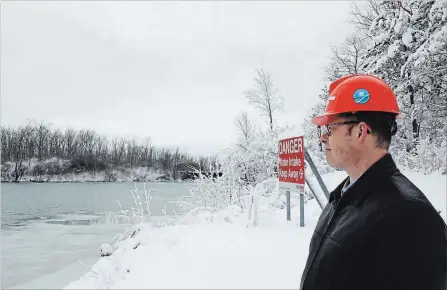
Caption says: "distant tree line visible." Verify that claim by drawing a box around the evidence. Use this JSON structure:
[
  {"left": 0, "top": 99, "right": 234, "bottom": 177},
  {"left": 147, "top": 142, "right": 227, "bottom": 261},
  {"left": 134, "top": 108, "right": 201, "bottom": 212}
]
[{"left": 0, "top": 121, "right": 215, "bottom": 182}]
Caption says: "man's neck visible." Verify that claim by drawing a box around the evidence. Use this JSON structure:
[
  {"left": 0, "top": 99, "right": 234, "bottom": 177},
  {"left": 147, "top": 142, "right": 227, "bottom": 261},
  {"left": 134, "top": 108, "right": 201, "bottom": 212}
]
[{"left": 345, "top": 151, "right": 388, "bottom": 181}]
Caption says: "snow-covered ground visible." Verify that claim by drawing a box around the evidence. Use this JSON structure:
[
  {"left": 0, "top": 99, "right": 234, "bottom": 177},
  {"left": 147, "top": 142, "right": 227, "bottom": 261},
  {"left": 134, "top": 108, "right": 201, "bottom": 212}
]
[{"left": 63, "top": 171, "right": 445, "bottom": 289}]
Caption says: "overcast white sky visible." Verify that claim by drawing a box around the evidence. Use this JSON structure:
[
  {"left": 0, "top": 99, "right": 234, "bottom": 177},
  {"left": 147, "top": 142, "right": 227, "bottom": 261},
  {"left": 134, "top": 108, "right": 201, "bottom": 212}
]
[{"left": 1, "top": 1, "right": 355, "bottom": 156}]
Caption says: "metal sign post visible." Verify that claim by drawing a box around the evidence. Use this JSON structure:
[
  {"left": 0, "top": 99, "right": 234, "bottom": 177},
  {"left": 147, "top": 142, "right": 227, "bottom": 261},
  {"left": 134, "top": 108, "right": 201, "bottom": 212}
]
[
  {"left": 305, "top": 176, "right": 325, "bottom": 210},
  {"left": 304, "top": 149, "right": 330, "bottom": 199},
  {"left": 286, "top": 190, "right": 291, "bottom": 221},
  {"left": 300, "top": 191, "right": 305, "bottom": 227}
]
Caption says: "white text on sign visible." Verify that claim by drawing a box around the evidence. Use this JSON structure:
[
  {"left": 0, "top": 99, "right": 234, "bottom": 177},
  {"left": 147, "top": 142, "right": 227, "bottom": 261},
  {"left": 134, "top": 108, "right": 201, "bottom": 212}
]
[
  {"left": 278, "top": 157, "right": 302, "bottom": 167},
  {"left": 279, "top": 138, "right": 303, "bottom": 154},
  {"left": 279, "top": 168, "right": 304, "bottom": 182},
  {"left": 278, "top": 135, "right": 305, "bottom": 190}
]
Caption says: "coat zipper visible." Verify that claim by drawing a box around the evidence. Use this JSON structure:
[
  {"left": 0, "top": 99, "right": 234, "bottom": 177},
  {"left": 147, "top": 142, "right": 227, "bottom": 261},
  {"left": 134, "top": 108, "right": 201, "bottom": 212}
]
[{"left": 301, "top": 200, "right": 339, "bottom": 289}]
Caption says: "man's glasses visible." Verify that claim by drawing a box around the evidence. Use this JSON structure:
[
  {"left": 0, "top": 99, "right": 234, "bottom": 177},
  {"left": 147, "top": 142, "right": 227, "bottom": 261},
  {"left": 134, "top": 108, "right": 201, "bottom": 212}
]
[{"left": 321, "top": 121, "right": 360, "bottom": 136}]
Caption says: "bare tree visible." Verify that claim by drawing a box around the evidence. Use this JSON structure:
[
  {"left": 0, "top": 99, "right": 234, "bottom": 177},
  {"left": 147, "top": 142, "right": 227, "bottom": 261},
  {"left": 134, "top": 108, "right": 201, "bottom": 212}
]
[
  {"left": 1, "top": 127, "right": 12, "bottom": 162},
  {"left": 171, "top": 147, "right": 181, "bottom": 180},
  {"left": 12, "top": 124, "right": 33, "bottom": 182},
  {"left": 64, "top": 128, "right": 77, "bottom": 159},
  {"left": 244, "top": 67, "right": 284, "bottom": 131},
  {"left": 111, "top": 138, "right": 119, "bottom": 166},
  {"left": 141, "top": 137, "right": 152, "bottom": 168},
  {"left": 235, "top": 112, "right": 256, "bottom": 141},
  {"left": 77, "top": 129, "right": 96, "bottom": 157},
  {"left": 49, "top": 129, "right": 64, "bottom": 158},
  {"left": 160, "top": 148, "right": 172, "bottom": 172},
  {"left": 94, "top": 135, "right": 107, "bottom": 173},
  {"left": 325, "top": 34, "right": 368, "bottom": 81},
  {"left": 349, "top": 1, "right": 381, "bottom": 34},
  {"left": 110, "top": 138, "right": 127, "bottom": 166},
  {"left": 127, "top": 138, "right": 138, "bottom": 169},
  {"left": 117, "top": 138, "right": 126, "bottom": 166},
  {"left": 234, "top": 111, "right": 256, "bottom": 152},
  {"left": 36, "top": 122, "right": 50, "bottom": 161}
]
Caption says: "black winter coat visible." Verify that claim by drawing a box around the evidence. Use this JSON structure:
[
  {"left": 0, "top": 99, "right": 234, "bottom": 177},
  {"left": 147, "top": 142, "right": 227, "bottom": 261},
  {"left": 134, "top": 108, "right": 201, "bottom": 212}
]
[{"left": 300, "top": 153, "right": 447, "bottom": 290}]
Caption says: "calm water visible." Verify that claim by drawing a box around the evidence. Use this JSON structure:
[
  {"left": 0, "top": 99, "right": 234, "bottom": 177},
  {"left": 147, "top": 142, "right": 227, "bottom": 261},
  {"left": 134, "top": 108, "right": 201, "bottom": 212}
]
[{"left": 1, "top": 182, "right": 195, "bottom": 289}]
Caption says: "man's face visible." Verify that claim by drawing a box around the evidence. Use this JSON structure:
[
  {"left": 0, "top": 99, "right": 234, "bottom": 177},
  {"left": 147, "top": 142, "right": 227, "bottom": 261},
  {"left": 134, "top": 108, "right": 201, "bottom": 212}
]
[{"left": 320, "top": 117, "right": 360, "bottom": 170}]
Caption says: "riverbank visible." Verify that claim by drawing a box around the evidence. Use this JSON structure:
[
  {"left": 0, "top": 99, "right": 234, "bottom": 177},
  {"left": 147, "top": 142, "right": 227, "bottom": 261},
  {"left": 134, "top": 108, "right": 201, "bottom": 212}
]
[
  {"left": 1, "top": 159, "right": 185, "bottom": 183},
  {"left": 1, "top": 179, "right": 181, "bottom": 184},
  {"left": 1, "top": 171, "right": 180, "bottom": 183},
  {"left": 64, "top": 170, "right": 446, "bottom": 289}
]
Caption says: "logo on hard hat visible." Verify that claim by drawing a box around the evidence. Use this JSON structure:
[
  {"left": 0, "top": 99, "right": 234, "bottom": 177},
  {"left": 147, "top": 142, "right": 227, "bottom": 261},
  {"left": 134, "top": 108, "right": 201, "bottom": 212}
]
[{"left": 353, "top": 89, "right": 370, "bottom": 104}]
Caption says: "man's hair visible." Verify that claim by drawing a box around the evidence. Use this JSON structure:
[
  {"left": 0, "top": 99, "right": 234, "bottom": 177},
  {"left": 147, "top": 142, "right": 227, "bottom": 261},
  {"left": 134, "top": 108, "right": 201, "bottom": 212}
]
[{"left": 339, "top": 111, "right": 398, "bottom": 150}]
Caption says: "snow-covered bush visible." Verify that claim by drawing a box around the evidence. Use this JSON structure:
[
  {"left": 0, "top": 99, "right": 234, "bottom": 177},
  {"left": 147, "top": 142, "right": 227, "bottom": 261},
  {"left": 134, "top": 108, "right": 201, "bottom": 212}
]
[
  {"left": 111, "top": 183, "right": 153, "bottom": 225},
  {"left": 179, "top": 125, "right": 284, "bottom": 215},
  {"left": 0, "top": 162, "right": 15, "bottom": 181},
  {"left": 105, "top": 183, "right": 157, "bottom": 251}
]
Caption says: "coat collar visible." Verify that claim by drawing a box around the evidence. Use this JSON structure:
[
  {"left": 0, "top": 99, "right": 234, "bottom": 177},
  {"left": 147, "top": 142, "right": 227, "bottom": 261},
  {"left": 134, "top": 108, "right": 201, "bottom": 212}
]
[{"left": 328, "top": 153, "right": 398, "bottom": 207}]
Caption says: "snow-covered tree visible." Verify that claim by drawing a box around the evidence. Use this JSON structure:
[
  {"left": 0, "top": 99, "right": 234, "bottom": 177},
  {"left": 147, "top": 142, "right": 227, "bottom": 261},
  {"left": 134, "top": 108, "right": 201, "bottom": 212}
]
[
  {"left": 306, "top": 0, "right": 446, "bottom": 174},
  {"left": 360, "top": 0, "right": 446, "bottom": 153},
  {"left": 234, "top": 111, "right": 256, "bottom": 149},
  {"left": 244, "top": 68, "right": 284, "bottom": 131}
]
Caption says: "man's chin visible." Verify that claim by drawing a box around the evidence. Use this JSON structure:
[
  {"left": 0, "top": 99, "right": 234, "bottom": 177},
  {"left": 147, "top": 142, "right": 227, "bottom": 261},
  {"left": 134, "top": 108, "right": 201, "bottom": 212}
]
[{"left": 325, "top": 154, "right": 340, "bottom": 169}]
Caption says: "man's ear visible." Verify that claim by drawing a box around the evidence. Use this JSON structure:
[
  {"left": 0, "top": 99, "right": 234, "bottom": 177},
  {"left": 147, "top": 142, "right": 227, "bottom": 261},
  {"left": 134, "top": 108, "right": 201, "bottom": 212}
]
[{"left": 358, "top": 123, "right": 369, "bottom": 143}]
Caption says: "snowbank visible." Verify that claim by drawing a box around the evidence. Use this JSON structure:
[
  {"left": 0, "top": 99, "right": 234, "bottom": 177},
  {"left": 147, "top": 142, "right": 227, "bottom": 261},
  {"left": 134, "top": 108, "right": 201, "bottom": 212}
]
[
  {"left": 64, "top": 201, "right": 322, "bottom": 289},
  {"left": 64, "top": 171, "right": 446, "bottom": 289},
  {"left": 66, "top": 222, "right": 315, "bottom": 289}
]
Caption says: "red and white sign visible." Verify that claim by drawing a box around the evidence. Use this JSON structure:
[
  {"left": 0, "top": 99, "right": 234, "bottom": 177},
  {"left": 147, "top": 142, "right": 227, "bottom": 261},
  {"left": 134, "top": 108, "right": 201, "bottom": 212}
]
[{"left": 278, "top": 136, "right": 305, "bottom": 191}]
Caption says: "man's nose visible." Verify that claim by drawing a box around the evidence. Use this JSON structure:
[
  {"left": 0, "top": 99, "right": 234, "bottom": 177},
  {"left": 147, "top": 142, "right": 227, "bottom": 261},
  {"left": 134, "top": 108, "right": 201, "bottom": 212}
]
[{"left": 320, "top": 132, "right": 328, "bottom": 144}]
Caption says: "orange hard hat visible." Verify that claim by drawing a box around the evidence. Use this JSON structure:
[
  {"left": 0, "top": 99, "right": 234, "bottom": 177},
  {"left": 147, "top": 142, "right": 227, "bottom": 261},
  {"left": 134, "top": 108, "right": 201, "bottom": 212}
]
[{"left": 311, "top": 74, "right": 402, "bottom": 126}]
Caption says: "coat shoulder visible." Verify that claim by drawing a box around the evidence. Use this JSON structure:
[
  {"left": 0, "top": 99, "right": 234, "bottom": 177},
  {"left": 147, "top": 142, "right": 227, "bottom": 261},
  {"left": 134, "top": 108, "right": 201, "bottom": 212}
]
[
  {"left": 376, "top": 171, "right": 445, "bottom": 227},
  {"left": 378, "top": 170, "right": 436, "bottom": 208}
]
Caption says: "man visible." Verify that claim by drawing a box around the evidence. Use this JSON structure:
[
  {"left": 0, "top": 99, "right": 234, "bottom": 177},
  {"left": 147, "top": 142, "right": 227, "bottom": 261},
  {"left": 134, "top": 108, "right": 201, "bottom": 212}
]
[{"left": 300, "top": 74, "right": 447, "bottom": 290}]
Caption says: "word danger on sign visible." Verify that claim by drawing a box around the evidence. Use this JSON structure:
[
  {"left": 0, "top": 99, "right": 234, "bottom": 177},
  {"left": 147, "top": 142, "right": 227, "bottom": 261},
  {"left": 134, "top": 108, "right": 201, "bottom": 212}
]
[
  {"left": 278, "top": 137, "right": 303, "bottom": 154},
  {"left": 278, "top": 136, "right": 305, "bottom": 189}
]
